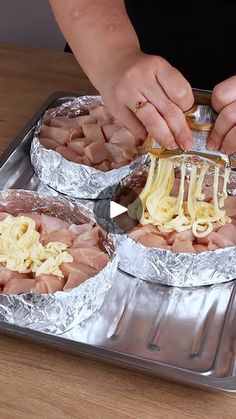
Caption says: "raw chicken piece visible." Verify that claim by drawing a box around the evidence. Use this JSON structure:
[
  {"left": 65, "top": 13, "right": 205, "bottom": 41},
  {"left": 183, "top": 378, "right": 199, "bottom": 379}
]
[
  {"left": 34, "top": 275, "right": 65, "bottom": 293},
  {"left": 63, "top": 271, "right": 90, "bottom": 290},
  {"left": 106, "top": 143, "right": 124, "bottom": 163},
  {"left": 72, "top": 226, "right": 101, "bottom": 248},
  {"left": 122, "top": 145, "right": 138, "bottom": 161},
  {"left": 41, "top": 215, "right": 70, "bottom": 233},
  {"left": 49, "top": 116, "right": 79, "bottom": 129},
  {"left": 217, "top": 223, "right": 236, "bottom": 244},
  {"left": 68, "top": 127, "right": 84, "bottom": 142},
  {"left": 129, "top": 224, "right": 168, "bottom": 239},
  {"left": 82, "top": 155, "right": 92, "bottom": 166},
  {"left": 68, "top": 223, "right": 93, "bottom": 239},
  {"left": 102, "top": 123, "right": 121, "bottom": 140},
  {"left": 3, "top": 278, "right": 37, "bottom": 294},
  {"left": 40, "top": 137, "right": 59, "bottom": 150},
  {"left": 89, "top": 105, "right": 114, "bottom": 125},
  {"left": 93, "top": 160, "right": 111, "bottom": 172},
  {"left": 40, "top": 125, "right": 70, "bottom": 145},
  {"left": 171, "top": 240, "right": 196, "bottom": 253},
  {"left": 0, "top": 264, "right": 27, "bottom": 286},
  {"left": 111, "top": 160, "right": 130, "bottom": 169},
  {"left": 72, "top": 115, "right": 96, "bottom": 126},
  {"left": 82, "top": 123, "right": 105, "bottom": 143},
  {"left": 109, "top": 127, "right": 137, "bottom": 147},
  {"left": 84, "top": 142, "right": 111, "bottom": 164},
  {"left": 55, "top": 145, "right": 83, "bottom": 163},
  {"left": 41, "top": 228, "right": 73, "bottom": 247},
  {"left": 167, "top": 229, "right": 195, "bottom": 245},
  {"left": 193, "top": 244, "right": 208, "bottom": 252},
  {"left": 67, "top": 140, "right": 85, "bottom": 156},
  {"left": 61, "top": 261, "right": 97, "bottom": 278},
  {"left": 68, "top": 247, "right": 109, "bottom": 270},
  {"left": 224, "top": 196, "right": 236, "bottom": 217},
  {"left": 208, "top": 242, "right": 220, "bottom": 251},
  {"left": 77, "top": 137, "right": 97, "bottom": 147},
  {"left": 197, "top": 231, "right": 234, "bottom": 248},
  {"left": 138, "top": 233, "right": 169, "bottom": 248}
]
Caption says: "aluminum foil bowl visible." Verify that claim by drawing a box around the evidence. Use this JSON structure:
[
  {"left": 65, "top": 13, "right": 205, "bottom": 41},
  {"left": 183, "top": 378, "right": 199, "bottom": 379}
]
[
  {"left": 0, "top": 189, "right": 118, "bottom": 333},
  {"left": 115, "top": 166, "right": 236, "bottom": 287},
  {"left": 30, "top": 95, "right": 147, "bottom": 199}
]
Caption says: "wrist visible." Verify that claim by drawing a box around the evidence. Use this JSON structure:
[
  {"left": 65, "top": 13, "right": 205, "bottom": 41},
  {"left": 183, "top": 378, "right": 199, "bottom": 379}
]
[{"left": 87, "top": 44, "right": 141, "bottom": 91}]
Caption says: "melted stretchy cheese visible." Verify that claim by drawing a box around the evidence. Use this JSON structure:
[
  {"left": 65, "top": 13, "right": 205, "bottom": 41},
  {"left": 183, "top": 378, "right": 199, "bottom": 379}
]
[
  {"left": 0, "top": 215, "right": 73, "bottom": 276},
  {"left": 128, "top": 154, "right": 230, "bottom": 238}
]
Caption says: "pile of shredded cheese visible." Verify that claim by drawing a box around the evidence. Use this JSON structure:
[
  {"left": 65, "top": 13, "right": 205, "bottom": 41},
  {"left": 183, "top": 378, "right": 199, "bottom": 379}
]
[
  {"left": 0, "top": 215, "right": 73, "bottom": 276},
  {"left": 128, "top": 154, "right": 231, "bottom": 238}
]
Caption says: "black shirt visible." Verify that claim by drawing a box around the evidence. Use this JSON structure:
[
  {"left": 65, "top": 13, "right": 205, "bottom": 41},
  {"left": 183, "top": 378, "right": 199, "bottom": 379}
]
[{"left": 125, "top": 1, "right": 236, "bottom": 90}]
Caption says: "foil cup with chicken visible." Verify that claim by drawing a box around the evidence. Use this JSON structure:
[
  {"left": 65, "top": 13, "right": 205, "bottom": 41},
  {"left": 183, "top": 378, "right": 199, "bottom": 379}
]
[
  {"left": 30, "top": 96, "right": 147, "bottom": 199},
  {"left": 0, "top": 189, "right": 117, "bottom": 333},
  {"left": 113, "top": 157, "right": 236, "bottom": 287}
]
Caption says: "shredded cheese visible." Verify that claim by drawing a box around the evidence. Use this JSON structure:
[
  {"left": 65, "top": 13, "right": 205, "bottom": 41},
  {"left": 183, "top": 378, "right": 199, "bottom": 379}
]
[
  {"left": 0, "top": 215, "right": 73, "bottom": 276},
  {"left": 128, "top": 154, "right": 230, "bottom": 238}
]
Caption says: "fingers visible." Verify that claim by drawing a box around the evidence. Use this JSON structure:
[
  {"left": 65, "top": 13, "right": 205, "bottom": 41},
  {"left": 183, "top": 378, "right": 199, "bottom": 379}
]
[
  {"left": 208, "top": 77, "right": 236, "bottom": 155},
  {"left": 134, "top": 99, "right": 178, "bottom": 149},
  {"left": 212, "top": 76, "right": 236, "bottom": 112},
  {"left": 141, "top": 78, "right": 192, "bottom": 149},
  {"left": 208, "top": 100, "right": 236, "bottom": 152},
  {"left": 103, "top": 97, "right": 147, "bottom": 141},
  {"left": 155, "top": 57, "right": 194, "bottom": 111},
  {"left": 115, "top": 106, "right": 147, "bottom": 140},
  {"left": 102, "top": 53, "right": 195, "bottom": 150},
  {"left": 220, "top": 126, "right": 236, "bottom": 155}
]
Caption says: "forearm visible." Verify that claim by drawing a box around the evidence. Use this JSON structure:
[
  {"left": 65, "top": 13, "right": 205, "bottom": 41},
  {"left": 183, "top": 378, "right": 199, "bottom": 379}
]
[{"left": 49, "top": 0, "right": 140, "bottom": 87}]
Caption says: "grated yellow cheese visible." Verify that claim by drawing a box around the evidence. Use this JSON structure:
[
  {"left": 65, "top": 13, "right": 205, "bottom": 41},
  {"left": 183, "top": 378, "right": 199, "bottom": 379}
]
[
  {"left": 0, "top": 215, "right": 73, "bottom": 276},
  {"left": 128, "top": 155, "right": 231, "bottom": 238}
]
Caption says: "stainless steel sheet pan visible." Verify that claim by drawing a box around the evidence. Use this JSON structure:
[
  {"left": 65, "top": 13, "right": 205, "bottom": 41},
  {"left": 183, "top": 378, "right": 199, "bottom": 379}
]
[{"left": 0, "top": 91, "right": 235, "bottom": 392}]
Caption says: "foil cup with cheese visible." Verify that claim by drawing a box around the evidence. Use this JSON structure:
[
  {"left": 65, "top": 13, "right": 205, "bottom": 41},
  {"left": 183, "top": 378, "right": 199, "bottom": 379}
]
[
  {"left": 0, "top": 189, "right": 118, "bottom": 333},
  {"left": 113, "top": 151, "right": 236, "bottom": 287},
  {"left": 30, "top": 96, "right": 147, "bottom": 199}
]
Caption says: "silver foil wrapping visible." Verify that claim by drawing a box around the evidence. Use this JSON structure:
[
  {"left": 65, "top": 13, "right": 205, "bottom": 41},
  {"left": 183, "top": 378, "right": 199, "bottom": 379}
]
[
  {"left": 0, "top": 190, "right": 118, "bottom": 333},
  {"left": 30, "top": 95, "right": 147, "bottom": 199},
  {"left": 115, "top": 167, "right": 236, "bottom": 287}
]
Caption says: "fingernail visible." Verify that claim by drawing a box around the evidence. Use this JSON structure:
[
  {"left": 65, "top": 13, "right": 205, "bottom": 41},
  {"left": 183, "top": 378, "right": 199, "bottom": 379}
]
[
  {"left": 181, "top": 139, "right": 192, "bottom": 151},
  {"left": 207, "top": 140, "right": 217, "bottom": 150},
  {"left": 167, "top": 142, "right": 178, "bottom": 150},
  {"left": 220, "top": 147, "right": 228, "bottom": 155}
]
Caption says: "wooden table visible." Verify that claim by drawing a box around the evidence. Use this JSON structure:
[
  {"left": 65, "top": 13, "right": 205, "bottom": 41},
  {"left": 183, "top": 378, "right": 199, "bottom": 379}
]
[{"left": 0, "top": 41, "right": 235, "bottom": 419}]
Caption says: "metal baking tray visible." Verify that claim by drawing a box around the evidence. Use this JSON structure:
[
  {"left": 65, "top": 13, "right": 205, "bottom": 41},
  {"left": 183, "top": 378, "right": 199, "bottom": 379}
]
[{"left": 0, "top": 91, "right": 236, "bottom": 392}]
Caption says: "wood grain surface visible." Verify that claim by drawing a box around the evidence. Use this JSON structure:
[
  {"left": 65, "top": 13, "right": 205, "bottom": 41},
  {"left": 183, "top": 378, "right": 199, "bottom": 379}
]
[{"left": 0, "top": 42, "right": 235, "bottom": 419}]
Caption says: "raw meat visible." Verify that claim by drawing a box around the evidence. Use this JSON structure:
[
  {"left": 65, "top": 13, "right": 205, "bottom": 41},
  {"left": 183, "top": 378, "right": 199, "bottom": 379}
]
[
  {"left": 39, "top": 103, "right": 145, "bottom": 171},
  {"left": 0, "top": 211, "right": 111, "bottom": 295},
  {"left": 128, "top": 195, "right": 236, "bottom": 253}
]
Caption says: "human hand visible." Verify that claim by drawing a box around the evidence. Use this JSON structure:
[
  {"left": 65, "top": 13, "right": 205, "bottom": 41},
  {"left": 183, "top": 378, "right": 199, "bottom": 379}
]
[
  {"left": 96, "top": 50, "right": 194, "bottom": 150},
  {"left": 208, "top": 76, "right": 236, "bottom": 155}
]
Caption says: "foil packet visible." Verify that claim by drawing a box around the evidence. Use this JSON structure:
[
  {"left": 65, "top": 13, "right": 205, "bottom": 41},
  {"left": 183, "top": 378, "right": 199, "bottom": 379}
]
[
  {"left": 114, "top": 165, "right": 236, "bottom": 287},
  {"left": 0, "top": 190, "right": 118, "bottom": 333},
  {"left": 30, "top": 95, "right": 147, "bottom": 199}
]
